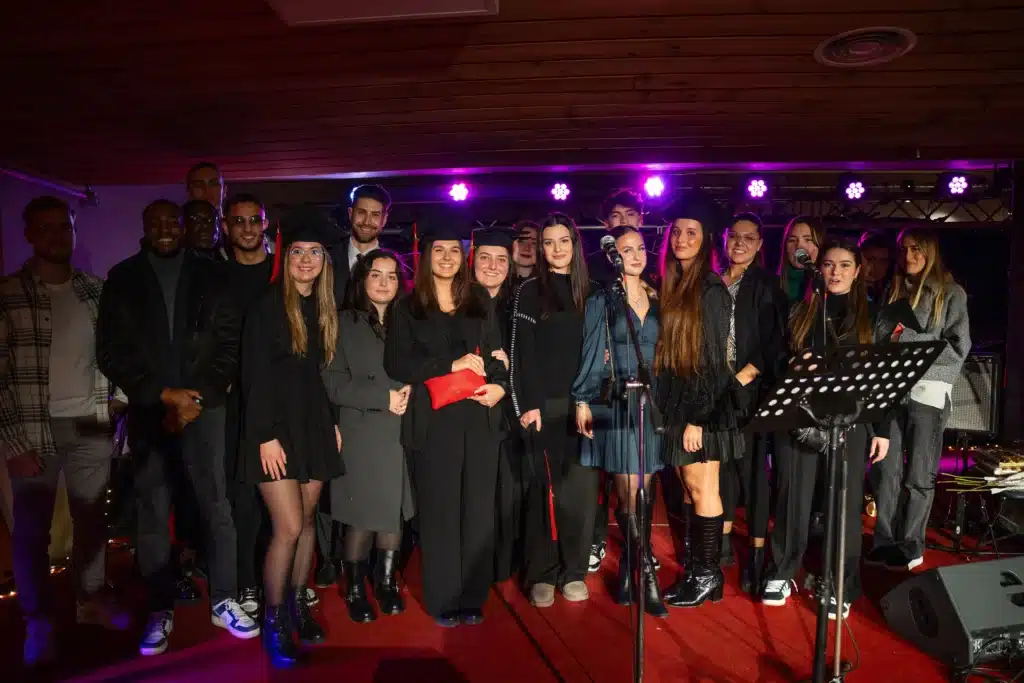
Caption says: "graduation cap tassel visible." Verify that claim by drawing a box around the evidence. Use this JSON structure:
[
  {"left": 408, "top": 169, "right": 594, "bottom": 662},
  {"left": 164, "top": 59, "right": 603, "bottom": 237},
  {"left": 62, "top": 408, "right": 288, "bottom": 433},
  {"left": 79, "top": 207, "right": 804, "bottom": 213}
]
[
  {"left": 412, "top": 221, "right": 420, "bottom": 274},
  {"left": 270, "top": 222, "right": 283, "bottom": 283},
  {"left": 543, "top": 449, "right": 558, "bottom": 541}
]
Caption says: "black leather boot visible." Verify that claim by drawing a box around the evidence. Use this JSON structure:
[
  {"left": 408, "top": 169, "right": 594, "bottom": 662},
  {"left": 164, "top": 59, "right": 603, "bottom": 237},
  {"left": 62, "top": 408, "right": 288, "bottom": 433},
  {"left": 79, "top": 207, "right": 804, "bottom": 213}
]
[
  {"left": 741, "top": 546, "right": 766, "bottom": 596},
  {"left": 262, "top": 605, "right": 299, "bottom": 668},
  {"left": 343, "top": 561, "right": 376, "bottom": 623},
  {"left": 663, "top": 502, "right": 694, "bottom": 603},
  {"left": 289, "top": 587, "right": 326, "bottom": 644},
  {"left": 642, "top": 498, "right": 669, "bottom": 618},
  {"left": 373, "top": 551, "right": 405, "bottom": 616},
  {"left": 614, "top": 510, "right": 634, "bottom": 605},
  {"left": 720, "top": 531, "right": 736, "bottom": 567},
  {"left": 665, "top": 514, "right": 724, "bottom": 608}
]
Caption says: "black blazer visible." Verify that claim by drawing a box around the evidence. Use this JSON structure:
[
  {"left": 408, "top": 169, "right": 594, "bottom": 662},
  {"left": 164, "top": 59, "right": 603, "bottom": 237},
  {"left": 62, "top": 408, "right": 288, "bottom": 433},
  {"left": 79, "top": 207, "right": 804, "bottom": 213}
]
[
  {"left": 97, "top": 249, "right": 240, "bottom": 416},
  {"left": 328, "top": 240, "right": 353, "bottom": 308},
  {"left": 731, "top": 265, "right": 789, "bottom": 420}
]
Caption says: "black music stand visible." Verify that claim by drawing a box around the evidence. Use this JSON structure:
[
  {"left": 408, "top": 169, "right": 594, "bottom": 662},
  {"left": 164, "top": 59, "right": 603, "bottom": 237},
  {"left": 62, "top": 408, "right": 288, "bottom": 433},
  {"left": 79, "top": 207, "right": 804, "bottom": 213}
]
[{"left": 748, "top": 341, "right": 945, "bottom": 683}]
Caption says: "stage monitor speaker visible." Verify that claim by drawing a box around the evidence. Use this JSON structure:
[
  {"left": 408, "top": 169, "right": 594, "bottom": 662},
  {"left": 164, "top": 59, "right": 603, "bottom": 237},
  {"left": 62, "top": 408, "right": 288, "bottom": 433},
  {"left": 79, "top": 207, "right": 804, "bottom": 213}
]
[
  {"left": 947, "top": 352, "right": 1001, "bottom": 435},
  {"left": 881, "top": 557, "right": 1024, "bottom": 669}
]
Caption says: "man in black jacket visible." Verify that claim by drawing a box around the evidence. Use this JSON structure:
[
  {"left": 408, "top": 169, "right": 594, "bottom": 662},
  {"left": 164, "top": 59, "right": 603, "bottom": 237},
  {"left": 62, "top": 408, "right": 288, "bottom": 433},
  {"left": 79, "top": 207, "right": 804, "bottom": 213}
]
[{"left": 97, "top": 199, "right": 258, "bottom": 656}]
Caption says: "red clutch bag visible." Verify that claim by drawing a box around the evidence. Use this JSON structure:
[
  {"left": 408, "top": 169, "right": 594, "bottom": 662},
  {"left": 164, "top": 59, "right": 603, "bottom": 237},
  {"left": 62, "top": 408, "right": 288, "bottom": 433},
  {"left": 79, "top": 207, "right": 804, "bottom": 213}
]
[{"left": 424, "top": 369, "right": 486, "bottom": 410}]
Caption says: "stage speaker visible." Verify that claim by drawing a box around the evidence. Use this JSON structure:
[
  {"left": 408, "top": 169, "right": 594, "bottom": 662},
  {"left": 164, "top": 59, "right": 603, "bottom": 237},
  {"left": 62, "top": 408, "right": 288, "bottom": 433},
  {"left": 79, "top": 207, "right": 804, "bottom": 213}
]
[
  {"left": 947, "top": 352, "right": 1001, "bottom": 435},
  {"left": 881, "top": 557, "right": 1024, "bottom": 668}
]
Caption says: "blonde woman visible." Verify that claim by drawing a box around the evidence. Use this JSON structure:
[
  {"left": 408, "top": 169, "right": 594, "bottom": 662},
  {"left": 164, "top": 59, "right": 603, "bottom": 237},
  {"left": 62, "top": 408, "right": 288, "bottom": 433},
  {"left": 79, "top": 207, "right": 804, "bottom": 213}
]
[
  {"left": 239, "top": 207, "right": 343, "bottom": 667},
  {"left": 868, "top": 228, "right": 970, "bottom": 572}
]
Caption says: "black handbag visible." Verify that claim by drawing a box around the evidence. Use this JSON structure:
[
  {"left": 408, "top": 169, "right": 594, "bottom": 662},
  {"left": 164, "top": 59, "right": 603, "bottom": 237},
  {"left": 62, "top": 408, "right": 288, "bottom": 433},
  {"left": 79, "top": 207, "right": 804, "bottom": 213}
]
[{"left": 591, "top": 303, "right": 617, "bottom": 406}]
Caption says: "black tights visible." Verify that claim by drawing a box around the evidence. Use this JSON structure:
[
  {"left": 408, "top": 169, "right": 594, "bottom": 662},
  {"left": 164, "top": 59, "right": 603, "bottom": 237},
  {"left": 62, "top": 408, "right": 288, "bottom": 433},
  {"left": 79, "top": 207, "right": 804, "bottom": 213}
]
[
  {"left": 343, "top": 526, "right": 401, "bottom": 562},
  {"left": 258, "top": 479, "right": 323, "bottom": 607}
]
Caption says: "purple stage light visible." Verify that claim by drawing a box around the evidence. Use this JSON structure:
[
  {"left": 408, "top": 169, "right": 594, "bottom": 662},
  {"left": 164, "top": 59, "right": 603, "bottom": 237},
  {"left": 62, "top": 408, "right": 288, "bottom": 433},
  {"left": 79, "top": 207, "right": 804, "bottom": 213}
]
[
  {"left": 845, "top": 181, "right": 865, "bottom": 200},
  {"left": 644, "top": 176, "right": 665, "bottom": 198},
  {"left": 449, "top": 183, "right": 469, "bottom": 201},
  {"left": 948, "top": 175, "right": 969, "bottom": 195},
  {"left": 551, "top": 183, "right": 570, "bottom": 201},
  {"left": 747, "top": 178, "right": 768, "bottom": 199}
]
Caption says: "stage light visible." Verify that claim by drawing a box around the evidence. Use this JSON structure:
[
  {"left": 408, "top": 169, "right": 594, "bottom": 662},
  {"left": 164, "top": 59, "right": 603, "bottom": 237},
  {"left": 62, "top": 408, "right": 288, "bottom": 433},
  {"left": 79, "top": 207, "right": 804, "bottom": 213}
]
[
  {"left": 551, "top": 183, "right": 570, "bottom": 201},
  {"left": 948, "top": 175, "right": 969, "bottom": 195},
  {"left": 644, "top": 176, "right": 665, "bottom": 198},
  {"left": 746, "top": 178, "right": 768, "bottom": 199},
  {"left": 449, "top": 183, "right": 469, "bottom": 202},
  {"left": 844, "top": 180, "right": 866, "bottom": 201}
]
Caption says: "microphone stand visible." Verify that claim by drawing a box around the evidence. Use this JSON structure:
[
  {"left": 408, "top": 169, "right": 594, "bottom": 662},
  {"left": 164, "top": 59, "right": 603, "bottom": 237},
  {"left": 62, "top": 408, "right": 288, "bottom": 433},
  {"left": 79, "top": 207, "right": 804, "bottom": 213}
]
[{"left": 605, "top": 255, "right": 665, "bottom": 683}]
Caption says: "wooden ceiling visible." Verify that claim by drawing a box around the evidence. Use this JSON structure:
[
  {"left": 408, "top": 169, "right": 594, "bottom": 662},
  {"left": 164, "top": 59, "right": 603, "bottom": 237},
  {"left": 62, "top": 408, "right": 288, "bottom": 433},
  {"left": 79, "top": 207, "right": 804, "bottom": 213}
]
[{"left": 2, "top": 0, "right": 1022, "bottom": 185}]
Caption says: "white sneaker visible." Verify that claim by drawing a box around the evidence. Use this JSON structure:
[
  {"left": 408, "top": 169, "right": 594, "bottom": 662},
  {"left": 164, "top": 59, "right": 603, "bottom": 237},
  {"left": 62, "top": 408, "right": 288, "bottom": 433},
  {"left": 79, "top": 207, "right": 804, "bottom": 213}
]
[
  {"left": 238, "top": 587, "right": 260, "bottom": 616},
  {"left": 588, "top": 542, "right": 606, "bottom": 573},
  {"left": 827, "top": 596, "right": 851, "bottom": 621},
  {"left": 530, "top": 582, "right": 556, "bottom": 607},
  {"left": 761, "top": 579, "right": 793, "bottom": 606},
  {"left": 23, "top": 617, "right": 56, "bottom": 669},
  {"left": 212, "top": 599, "right": 261, "bottom": 639},
  {"left": 139, "top": 610, "right": 174, "bottom": 656},
  {"left": 77, "top": 596, "right": 132, "bottom": 630},
  {"left": 561, "top": 580, "right": 589, "bottom": 602}
]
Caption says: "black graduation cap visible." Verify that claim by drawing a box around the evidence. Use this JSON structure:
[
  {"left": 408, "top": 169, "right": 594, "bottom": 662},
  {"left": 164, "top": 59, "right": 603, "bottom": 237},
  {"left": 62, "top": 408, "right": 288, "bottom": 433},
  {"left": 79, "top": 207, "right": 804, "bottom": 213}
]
[
  {"left": 416, "top": 223, "right": 467, "bottom": 253},
  {"left": 664, "top": 192, "right": 725, "bottom": 235},
  {"left": 277, "top": 205, "right": 341, "bottom": 250},
  {"left": 471, "top": 227, "right": 515, "bottom": 251}
]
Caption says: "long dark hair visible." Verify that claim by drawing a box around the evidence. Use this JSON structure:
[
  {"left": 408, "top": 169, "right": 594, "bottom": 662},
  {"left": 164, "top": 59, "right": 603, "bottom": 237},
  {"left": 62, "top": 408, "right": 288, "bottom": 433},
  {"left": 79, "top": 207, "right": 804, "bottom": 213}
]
[
  {"left": 790, "top": 237, "right": 873, "bottom": 350},
  {"left": 655, "top": 216, "right": 715, "bottom": 377},
  {"left": 411, "top": 238, "right": 487, "bottom": 318},
  {"left": 343, "top": 248, "right": 406, "bottom": 332},
  {"left": 537, "top": 212, "right": 589, "bottom": 316}
]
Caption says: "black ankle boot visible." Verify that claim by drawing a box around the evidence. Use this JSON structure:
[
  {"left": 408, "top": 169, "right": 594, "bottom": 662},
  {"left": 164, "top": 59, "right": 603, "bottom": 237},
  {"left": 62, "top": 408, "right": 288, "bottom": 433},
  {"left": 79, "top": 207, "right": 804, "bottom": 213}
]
[
  {"left": 665, "top": 514, "right": 724, "bottom": 608},
  {"left": 343, "top": 561, "right": 376, "bottom": 623},
  {"left": 263, "top": 605, "right": 299, "bottom": 668},
  {"left": 741, "top": 546, "right": 766, "bottom": 596},
  {"left": 614, "top": 511, "right": 634, "bottom": 605},
  {"left": 642, "top": 498, "right": 669, "bottom": 618},
  {"left": 289, "top": 587, "right": 326, "bottom": 644},
  {"left": 373, "top": 551, "right": 405, "bottom": 616}
]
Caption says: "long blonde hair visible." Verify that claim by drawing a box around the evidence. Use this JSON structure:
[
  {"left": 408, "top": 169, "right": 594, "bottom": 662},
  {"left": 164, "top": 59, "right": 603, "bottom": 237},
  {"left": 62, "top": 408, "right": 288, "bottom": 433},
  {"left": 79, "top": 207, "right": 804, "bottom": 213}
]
[
  {"left": 888, "top": 227, "right": 953, "bottom": 329},
  {"left": 282, "top": 251, "right": 338, "bottom": 365}
]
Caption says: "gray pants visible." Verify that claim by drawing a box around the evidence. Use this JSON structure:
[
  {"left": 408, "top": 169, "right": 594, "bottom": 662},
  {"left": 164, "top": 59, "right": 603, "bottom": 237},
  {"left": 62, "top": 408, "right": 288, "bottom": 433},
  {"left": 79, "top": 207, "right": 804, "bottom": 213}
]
[
  {"left": 872, "top": 397, "right": 951, "bottom": 559},
  {"left": 12, "top": 418, "right": 112, "bottom": 619}
]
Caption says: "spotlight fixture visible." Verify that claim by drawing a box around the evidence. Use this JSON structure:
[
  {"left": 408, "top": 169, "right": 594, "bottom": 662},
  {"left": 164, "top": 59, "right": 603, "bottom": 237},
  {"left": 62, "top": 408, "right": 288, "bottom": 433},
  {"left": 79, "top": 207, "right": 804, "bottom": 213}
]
[
  {"left": 746, "top": 178, "right": 768, "bottom": 199},
  {"left": 449, "top": 183, "right": 469, "bottom": 202},
  {"left": 947, "top": 175, "right": 969, "bottom": 195},
  {"left": 839, "top": 174, "right": 866, "bottom": 201},
  {"left": 644, "top": 176, "right": 665, "bottom": 198},
  {"left": 551, "top": 183, "right": 570, "bottom": 201}
]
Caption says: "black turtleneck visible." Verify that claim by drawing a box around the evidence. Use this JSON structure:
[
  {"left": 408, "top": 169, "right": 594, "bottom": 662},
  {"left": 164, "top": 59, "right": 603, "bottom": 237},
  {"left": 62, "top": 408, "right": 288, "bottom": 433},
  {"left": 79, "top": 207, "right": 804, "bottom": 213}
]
[
  {"left": 146, "top": 249, "right": 185, "bottom": 336},
  {"left": 808, "top": 291, "right": 851, "bottom": 349},
  {"left": 509, "top": 272, "right": 586, "bottom": 416}
]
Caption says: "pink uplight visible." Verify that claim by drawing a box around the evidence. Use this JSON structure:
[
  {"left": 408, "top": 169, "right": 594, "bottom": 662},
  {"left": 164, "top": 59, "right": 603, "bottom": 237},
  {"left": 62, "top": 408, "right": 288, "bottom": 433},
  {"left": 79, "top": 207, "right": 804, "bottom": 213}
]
[{"left": 449, "top": 183, "right": 469, "bottom": 201}]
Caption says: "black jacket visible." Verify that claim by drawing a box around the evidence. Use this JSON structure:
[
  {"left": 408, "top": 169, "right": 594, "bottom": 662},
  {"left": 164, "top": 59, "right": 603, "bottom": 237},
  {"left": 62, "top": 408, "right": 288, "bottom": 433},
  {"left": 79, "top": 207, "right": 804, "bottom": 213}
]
[
  {"left": 97, "top": 249, "right": 241, "bottom": 415},
  {"left": 730, "top": 265, "right": 789, "bottom": 421}
]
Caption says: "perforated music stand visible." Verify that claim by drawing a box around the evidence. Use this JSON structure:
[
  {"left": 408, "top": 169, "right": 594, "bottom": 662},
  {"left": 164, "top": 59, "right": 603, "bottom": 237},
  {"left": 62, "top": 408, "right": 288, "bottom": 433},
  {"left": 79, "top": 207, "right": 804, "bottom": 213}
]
[{"left": 749, "top": 340, "right": 946, "bottom": 683}]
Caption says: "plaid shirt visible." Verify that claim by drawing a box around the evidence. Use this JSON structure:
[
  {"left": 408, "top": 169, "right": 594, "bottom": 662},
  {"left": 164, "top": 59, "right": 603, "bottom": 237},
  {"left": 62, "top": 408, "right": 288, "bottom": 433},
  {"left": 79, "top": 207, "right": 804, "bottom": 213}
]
[{"left": 0, "top": 262, "right": 113, "bottom": 460}]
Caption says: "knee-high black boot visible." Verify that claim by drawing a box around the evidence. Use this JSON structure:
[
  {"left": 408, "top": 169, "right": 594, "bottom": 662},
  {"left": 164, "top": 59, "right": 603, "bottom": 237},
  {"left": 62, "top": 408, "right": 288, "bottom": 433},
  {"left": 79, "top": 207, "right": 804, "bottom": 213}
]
[
  {"left": 373, "top": 551, "right": 405, "bottom": 616},
  {"left": 614, "top": 510, "right": 634, "bottom": 605},
  {"left": 663, "top": 502, "right": 694, "bottom": 602},
  {"left": 343, "top": 561, "right": 376, "bottom": 623},
  {"left": 642, "top": 497, "right": 669, "bottom": 618},
  {"left": 665, "top": 514, "right": 724, "bottom": 608}
]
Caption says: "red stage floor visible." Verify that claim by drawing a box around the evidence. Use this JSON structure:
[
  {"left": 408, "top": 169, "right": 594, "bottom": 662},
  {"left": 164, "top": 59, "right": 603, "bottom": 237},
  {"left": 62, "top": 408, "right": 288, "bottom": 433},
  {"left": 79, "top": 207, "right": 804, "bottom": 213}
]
[{"left": 0, "top": 516, "right": 976, "bottom": 683}]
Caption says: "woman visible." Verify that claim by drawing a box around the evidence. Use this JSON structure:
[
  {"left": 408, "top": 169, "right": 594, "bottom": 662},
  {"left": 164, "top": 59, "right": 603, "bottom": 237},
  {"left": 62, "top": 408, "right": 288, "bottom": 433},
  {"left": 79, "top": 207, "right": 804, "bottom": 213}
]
[
  {"left": 717, "top": 213, "right": 787, "bottom": 594},
  {"left": 324, "top": 249, "right": 414, "bottom": 623},
  {"left": 869, "top": 228, "right": 969, "bottom": 571},
  {"left": 572, "top": 225, "right": 667, "bottom": 616},
  {"left": 510, "top": 212, "right": 596, "bottom": 608},
  {"left": 779, "top": 216, "right": 825, "bottom": 304},
  {"left": 761, "top": 238, "right": 890, "bottom": 620},
  {"left": 239, "top": 207, "right": 343, "bottom": 667},
  {"left": 384, "top": 226, "right": 508, "bottom": 627},
  {"left": 654, "top": 196, "right": 736, "bottom": 609}
]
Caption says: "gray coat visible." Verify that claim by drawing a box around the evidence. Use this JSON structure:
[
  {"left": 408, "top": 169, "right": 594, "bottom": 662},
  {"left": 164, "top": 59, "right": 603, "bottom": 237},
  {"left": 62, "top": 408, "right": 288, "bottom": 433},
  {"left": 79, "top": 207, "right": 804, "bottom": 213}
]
[{"left": 324, "top": 311, "right": 414, "bottom": 533}]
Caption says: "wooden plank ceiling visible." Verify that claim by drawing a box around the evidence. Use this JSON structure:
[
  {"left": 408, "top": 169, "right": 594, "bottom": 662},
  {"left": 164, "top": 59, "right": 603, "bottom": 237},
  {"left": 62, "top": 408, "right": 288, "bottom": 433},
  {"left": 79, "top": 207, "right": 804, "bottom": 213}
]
[{"left": 1, "top": 0, "right": 1022, "bottom": 185}]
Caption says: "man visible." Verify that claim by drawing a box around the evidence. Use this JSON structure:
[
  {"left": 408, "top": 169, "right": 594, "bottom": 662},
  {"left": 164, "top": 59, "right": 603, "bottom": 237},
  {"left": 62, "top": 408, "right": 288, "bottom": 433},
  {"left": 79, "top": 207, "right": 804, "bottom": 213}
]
[
  {"left": 185, "top": 162, "right": 225, "bottom": 214},
  {"left": 2, "top": 196, "right": 132, "bottom": 668},
  {"left": 859, "top": 230, "right": 893, "bottom": 304},
  {"left": 585, "top": 189, "right": 650, "bottom": 287},
  {"left": 183, "top": 199, "right": 224, "bottom": 259},
  {"left": 511, "top": 220, "right": 539, "bottom": 281},
  {"left": 220, "top": 194, "right": 273, "bottom": 616},
  {"left": 97, "top": 199, "right": 257, "bottom": 656}
]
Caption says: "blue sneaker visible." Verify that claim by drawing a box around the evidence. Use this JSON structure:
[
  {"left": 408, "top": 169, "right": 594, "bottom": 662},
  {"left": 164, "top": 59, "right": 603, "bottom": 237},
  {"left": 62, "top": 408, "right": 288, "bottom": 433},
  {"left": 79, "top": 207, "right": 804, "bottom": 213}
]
[{"left": 212, "top": 599, "right": 261, "bottom": 639}]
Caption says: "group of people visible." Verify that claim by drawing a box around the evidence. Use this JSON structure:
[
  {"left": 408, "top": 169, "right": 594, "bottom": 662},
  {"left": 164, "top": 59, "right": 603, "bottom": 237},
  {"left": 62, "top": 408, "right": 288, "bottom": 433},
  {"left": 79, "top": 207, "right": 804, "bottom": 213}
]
[{"left": 1, "top": 164, "right": 971, "bottom": 672}]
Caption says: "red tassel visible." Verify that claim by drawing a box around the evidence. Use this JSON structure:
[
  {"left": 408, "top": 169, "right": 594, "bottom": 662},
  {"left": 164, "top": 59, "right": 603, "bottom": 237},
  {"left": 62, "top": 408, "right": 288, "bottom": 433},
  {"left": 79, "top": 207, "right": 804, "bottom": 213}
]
[
  {"left": 412, "top": 221, "right": 420, "bottom": 274},
  {"left": 269, "top": 222, "right": 283, "bottom": 283},
  {"left": 544, "top": 449, "right": 558, "bottom": 541},
  {"left": 597, "top": 471, "right": 606, "bottom": 505}
]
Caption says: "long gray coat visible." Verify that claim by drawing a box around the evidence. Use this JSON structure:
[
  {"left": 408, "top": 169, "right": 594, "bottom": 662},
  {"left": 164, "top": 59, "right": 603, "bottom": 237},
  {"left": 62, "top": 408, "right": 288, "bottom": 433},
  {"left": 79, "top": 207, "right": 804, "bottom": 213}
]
[{"left": 324, "top": 311, "right": 414, "bottom": 533}]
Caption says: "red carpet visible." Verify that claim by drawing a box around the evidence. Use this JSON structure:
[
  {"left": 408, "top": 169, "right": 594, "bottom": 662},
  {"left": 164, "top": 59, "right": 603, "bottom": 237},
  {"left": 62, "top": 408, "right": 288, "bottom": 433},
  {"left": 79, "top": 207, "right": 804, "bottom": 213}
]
[{"left": 0, "top": 513, "right": 982, "bottom": 683}]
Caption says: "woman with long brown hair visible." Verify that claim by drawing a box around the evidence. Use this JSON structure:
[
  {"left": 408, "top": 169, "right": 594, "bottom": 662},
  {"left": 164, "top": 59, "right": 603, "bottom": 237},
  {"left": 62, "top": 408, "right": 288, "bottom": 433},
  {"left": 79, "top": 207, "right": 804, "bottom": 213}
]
[
  {"left": 654, "top": 195, "right": 736, "bottom": 609},
  {"left": 778, "top": 216, "right": 825, "bottom": 304},
  {"left": 384, "top": 225, "right": 508, "bottom": 627},
  {"left": 869, "top": 228, "right": 969, "bottom": 571},
  {"left": 239, "top": 207, "right": 343, "bottom": 667},
  {"left": 761, "top": 237, "right": 890, "bottom": 620}
]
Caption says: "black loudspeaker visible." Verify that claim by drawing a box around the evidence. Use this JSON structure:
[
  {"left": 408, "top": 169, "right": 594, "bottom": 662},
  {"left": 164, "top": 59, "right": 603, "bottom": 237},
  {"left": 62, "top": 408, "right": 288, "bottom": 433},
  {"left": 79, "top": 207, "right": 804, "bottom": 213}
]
[
  {"left": 947, "top": 352, "right": 1001, "bottom": 435},
  {"left": 881, "top": 558, "right": 1024, "bottom": 668}
]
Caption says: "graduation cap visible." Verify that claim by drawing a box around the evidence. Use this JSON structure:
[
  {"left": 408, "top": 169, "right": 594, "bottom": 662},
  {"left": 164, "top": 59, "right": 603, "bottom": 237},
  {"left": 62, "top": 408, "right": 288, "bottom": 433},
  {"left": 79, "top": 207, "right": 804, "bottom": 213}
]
[
  {"left": 468, "top": 227, "right": 515, "bottom": 268},
  {"left": 270, "top": 205, "right": 340, "bottom": 282},
  {"left": 416, "top": 223, "right": 467, "bottom": 253},
  {"left": 664, "top": 192, "right": 725, "bottom": 235}
]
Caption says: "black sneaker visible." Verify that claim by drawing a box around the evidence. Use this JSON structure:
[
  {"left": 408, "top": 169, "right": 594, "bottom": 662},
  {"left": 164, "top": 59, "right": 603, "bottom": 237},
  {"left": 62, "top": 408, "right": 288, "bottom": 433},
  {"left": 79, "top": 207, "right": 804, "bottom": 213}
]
[
  {"left": 885, "top": 548, "right": 924, "bottom": 572},
  {"left": 239, "top": 587, "right": 260, "bottom": 617},
  {"left": 588, "top": 542, "right": 607, "bottom": 573},
  {"left": 864, "top": 545, "right": 896, "bottom": 567},
  {"left": 761, "top": 579, "right": 794, "bottom": 607}
]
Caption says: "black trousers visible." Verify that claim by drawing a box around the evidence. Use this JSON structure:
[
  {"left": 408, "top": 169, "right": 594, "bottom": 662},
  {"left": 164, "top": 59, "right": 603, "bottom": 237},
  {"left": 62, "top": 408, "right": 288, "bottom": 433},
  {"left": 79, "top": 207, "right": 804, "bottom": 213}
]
[
  {"left": 495, "top": 436, "right": 524, "bottom": 582},
  {"left": 522, "top": 405, "right": 599, "bottom": 586},
  {"left": 134, "top": 406, "right": 237, "bottom": 610},
  {"left": 871, "top": 398, "right": 950, "bottom": 558},
  {"left": 413, "top": 406, "right": 500, "bottom": 617},
  {"left": 721, "top": 432, "right": 771, "bottom": 539},
  {"left": 768, "top": 427, "right": 867, "bottom": 602}
]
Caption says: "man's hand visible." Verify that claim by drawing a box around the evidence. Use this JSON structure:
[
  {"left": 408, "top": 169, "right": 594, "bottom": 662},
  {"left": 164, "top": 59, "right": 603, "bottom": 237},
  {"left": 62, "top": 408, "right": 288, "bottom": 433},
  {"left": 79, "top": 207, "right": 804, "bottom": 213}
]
[
  {"left": 520, "top": 409, "right": 542, "bottom": 432},
  {"left": 108, "top": 399, "right": 128, "bottom": 420},
  {"left": 7, "top": 449, "right": 42, "bottom": 479},
  {"left": 161, "top": 388, "right": 202, "bottom": 423},
  {"left": 869, "top": 437, "right": 890, "bottom": 464}
]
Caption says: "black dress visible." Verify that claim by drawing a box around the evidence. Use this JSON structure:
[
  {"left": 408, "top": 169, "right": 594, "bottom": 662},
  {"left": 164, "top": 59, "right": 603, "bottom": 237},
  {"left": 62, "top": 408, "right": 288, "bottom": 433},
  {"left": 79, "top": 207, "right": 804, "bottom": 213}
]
[{"left": 237, "top": 285, "right": 344, "bottom": 485}]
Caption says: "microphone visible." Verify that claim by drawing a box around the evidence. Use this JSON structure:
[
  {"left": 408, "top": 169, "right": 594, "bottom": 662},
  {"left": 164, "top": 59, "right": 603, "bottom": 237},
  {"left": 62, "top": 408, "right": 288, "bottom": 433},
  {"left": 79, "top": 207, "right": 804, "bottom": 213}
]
[
  {"left": 794, "top": 248, "right": 819, "bottom": 273},
  {"left": 600, "top": 234, "right": 624, "bottom": 271}
]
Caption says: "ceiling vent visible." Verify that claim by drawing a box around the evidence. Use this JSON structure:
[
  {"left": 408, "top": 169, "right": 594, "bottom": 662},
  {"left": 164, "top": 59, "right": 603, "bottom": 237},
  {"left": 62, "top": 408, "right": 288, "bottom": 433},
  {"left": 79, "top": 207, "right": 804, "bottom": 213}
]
[
  {"left": 265, "top": 0, "right": 499, "bottom": 26},
  {"left": 814, "top": 27, "right": 917, "bottom": 68}
]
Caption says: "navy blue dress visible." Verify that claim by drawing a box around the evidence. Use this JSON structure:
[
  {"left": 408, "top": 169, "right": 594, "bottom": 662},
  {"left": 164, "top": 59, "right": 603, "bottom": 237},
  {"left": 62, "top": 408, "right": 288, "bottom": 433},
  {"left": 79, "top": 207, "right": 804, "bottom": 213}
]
[{"left": 571, "top": 289, "right": 663, "bottom": 475}]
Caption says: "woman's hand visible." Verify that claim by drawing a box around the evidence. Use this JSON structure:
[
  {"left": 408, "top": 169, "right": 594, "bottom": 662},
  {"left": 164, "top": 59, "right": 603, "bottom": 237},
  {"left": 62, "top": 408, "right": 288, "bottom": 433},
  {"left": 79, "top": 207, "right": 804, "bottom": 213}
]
[
  {"left": 520, "top": 409, "right": 542, "bottom": 432},
  {"left": 470, "top": 384, "right": 506, "bottom": 408},
  {"left": 389, "top": 389, "right": 409, "bottom": 415},
  {"left": 491, "top": 349, "right": 509, "bottom": 370},
  {"left": 869, "top": 437, "right": 890, "bottom": 463},
  {"left": 576, "top": 403, "right": 594, "bottom": 439},
  {"left": 452, "top": 353, "right": 485, "bottom": 376},
  {"left": 334, "top": 426, "right": 342, "bottom": 453},
  {"left": 260, "top": 439, "right": 288, "bottom": 480},
  {"left": 682, "top": 424, "right": 703, "bottom": 453},
  {"left": 735, "top": 363, "right": 760, "bottom": 387}
]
